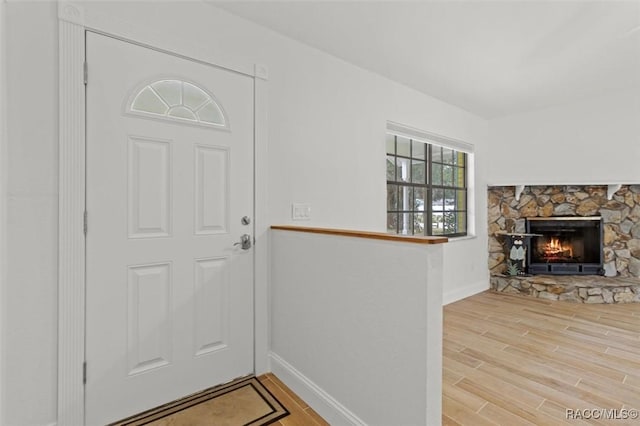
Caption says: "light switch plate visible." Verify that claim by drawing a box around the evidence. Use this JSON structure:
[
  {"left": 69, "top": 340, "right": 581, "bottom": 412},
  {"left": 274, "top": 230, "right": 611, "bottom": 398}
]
[{"left": 292, "top": 203, "right": 311, "bottom": 220}]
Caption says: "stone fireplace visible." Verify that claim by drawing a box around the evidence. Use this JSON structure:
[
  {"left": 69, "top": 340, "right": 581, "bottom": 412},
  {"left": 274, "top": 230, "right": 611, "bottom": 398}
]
[{"left": 488, "top": 185, "right": 640, "bottom": 303}]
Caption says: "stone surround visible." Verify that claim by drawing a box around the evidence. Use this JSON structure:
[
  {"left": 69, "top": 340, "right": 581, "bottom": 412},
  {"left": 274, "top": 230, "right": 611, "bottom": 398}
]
[
  {"left": 490, "top": 274, "right": 640, "bottom": 303},
  {"left": 488, "top": 185, "right": 640, "bottom": 278}
]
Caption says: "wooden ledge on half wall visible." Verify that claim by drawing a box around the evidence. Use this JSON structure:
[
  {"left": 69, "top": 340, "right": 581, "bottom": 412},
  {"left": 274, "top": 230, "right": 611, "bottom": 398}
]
[{"left": 270, "top": 225, "right": 448, "bottom": 245}]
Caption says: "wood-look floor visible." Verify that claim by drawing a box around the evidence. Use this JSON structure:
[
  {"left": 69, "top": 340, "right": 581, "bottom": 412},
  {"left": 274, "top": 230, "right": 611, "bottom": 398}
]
[
  {"left": 259, "top": 373, "right": 330, "bottom": 426},
  {"left": 443, "top": 290, "right": 640, "bottom": 426}
]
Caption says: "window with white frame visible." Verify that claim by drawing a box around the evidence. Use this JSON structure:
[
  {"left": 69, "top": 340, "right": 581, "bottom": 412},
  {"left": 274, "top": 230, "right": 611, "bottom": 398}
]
[{"left": 386, "top": 123, "right": 473, "bottom": 237}]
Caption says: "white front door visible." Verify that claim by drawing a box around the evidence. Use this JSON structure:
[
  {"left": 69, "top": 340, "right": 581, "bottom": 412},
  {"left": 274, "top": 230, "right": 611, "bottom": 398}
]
[{"left": 85, "top": 32, "right": 254, "bottom": 425}]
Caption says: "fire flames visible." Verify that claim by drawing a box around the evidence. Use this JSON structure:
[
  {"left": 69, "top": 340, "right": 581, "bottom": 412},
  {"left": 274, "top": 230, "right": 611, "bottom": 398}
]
[{"left": 541, "top": 238, "right": 573, "bottom": 258}]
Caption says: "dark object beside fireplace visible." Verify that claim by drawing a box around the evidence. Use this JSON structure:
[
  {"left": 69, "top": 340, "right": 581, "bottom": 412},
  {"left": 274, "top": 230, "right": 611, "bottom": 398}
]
[{"left": 526, "top": 216, "right": 603, "bottom": 275}]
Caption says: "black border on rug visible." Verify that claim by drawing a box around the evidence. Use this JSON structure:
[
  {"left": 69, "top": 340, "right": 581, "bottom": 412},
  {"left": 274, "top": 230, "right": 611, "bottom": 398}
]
[{"left": 110, "top": 376, "right": 290, "bottom": 426}]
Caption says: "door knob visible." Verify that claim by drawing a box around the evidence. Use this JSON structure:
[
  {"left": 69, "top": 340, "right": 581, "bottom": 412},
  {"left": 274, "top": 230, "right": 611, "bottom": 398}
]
[{"left": 234, "top": 234, "right": 252, "bottom": 250}]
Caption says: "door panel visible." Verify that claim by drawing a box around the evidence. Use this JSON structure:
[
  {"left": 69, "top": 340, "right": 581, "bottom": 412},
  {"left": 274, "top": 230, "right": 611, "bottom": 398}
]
[
  {"left": 128, "top": 136, "right": 172, "bottom": 238},
  {"left": 127, "top": 262, "right": 172, "bottom": 375},
  {"left": 195, "top": 145, "right": 229, "bottom": 234},
  {"left": 194, "top": 257, "right": 230, "bottom": 355},
  {"left": 85, "top": 32, "right": 254, "bottom": 425}
]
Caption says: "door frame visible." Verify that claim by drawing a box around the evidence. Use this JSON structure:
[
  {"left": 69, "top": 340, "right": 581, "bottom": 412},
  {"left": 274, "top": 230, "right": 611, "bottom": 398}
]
[{"left": 57, "top": 3, "right": 269, "bottom": 425}]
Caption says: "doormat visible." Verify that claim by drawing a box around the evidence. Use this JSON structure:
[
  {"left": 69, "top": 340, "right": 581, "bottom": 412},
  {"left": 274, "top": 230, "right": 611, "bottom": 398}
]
[{"left": 111, "top": 376, "right": 290, "bottom": 426}]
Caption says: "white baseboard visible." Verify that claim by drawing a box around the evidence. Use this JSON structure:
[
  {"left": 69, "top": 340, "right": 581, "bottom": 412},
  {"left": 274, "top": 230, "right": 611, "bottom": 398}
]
[
  {"left": 268, "top": 352, "right": 367, "bottom": 426},
  {"left": 443, "top": 279, "right": 488, "bottom": 305}
]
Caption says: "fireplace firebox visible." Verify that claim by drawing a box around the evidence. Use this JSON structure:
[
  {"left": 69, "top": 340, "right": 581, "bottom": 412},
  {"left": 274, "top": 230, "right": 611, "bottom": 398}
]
[{"left": 526, "top": 216, "right": 603, "bottom": 275}]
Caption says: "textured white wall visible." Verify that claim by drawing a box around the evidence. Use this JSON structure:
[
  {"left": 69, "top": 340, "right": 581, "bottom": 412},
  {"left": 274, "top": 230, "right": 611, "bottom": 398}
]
[
  {"left": 488, "top": 89, "right": 640, "bottom": 185},
  {"left": 1, "top": 2, "right": 488, "bottom": 424},
  {"left": 270, "top": 230, "right": 443, "bottom": 426}
]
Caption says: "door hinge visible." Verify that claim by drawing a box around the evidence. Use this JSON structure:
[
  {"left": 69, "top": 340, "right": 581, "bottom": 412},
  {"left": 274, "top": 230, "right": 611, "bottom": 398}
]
[
  {"left": 83, "top": 62, "right": 88, "bottom": 85},
  {"left": 83, "top": 211, "right": 88, "bottom": 235},
  {"left": 83, "top": 362, "right": 87, "bottom": 384}
]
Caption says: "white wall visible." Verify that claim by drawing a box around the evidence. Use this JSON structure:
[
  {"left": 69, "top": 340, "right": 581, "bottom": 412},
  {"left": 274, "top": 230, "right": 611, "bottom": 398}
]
[
  {"left": 270, "top": 230, "right": 443, "bottom": 426},
  {"left": 3, "top": 3, "right": 59, "bottom": 425},
  {"left": 488, "top": 89, "right": 640, "bottom": 185},
  {"left": 0, "top": 1, "right": 7, "bottom": 423},
  {"left": 1, "top": 2, "right": 488, "bottom": 424},
  {"left": 241, "top": 5, "right": 489, "bottom": 305}
]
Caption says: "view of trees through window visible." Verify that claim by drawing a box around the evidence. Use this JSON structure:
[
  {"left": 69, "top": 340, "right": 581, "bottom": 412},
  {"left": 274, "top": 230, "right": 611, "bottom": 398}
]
[{"left": 386, "top": 134, "right": 467, "bottom": 237}]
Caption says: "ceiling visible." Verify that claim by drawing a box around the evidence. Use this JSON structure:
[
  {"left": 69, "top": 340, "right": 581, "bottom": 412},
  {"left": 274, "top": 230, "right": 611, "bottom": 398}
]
[{"left": 212, "top": 0, "right": 640, "bottom": 119}]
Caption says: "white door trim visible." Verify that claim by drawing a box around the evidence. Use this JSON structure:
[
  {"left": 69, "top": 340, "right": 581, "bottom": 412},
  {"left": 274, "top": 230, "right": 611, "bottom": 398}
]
[
  {"left": 57, "top": 3, "right": 86, "bottom": 424},
  {"left": 57, "top": 3, "right": 269, "bottom": 424},
  {"left": 0, "top": 2, "right": 7, "bottom": 424}
]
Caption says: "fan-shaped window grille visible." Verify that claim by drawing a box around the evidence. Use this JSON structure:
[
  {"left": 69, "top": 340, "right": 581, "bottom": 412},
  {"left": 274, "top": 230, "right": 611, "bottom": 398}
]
[{"left": 129, "top": 79, "right": 228, "bottom": 128}]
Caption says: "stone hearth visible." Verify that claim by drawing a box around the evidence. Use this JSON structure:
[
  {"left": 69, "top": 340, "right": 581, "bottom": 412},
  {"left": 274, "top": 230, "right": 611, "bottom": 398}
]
[{"left": 490, "top": 274, "right": 640, "bottom": 303}]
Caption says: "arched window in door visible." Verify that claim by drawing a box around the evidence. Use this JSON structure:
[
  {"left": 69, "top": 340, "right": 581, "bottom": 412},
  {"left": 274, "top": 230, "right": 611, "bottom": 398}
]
[{"left": 127, "top": 79, "right": 229, "bottom": 129}]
